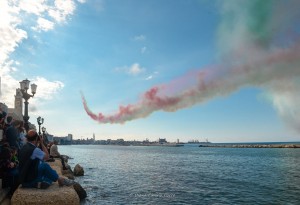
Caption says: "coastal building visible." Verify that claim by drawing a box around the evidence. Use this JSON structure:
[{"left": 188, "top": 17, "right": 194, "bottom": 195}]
[
  {"left": 46, "top": 134, "right": 54, "bottom": 142},
  {"left": 67, "top": 134, "right": 73, "bottom": 141},
  {"left": 53, "top": 134, "right": 73, "bottom": 145},
  {"left": 159, "top": 138, "right": 167, "bottom": 144}
]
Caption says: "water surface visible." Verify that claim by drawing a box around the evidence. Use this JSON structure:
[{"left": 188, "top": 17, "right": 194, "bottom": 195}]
[{"left": 60, "top": 145, "right": 300, "bottom": 204}]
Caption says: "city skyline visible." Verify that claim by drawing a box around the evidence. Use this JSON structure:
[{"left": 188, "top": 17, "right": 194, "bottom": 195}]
[{"left": 1, "top": 0, "right": 300, "bottom": 142}]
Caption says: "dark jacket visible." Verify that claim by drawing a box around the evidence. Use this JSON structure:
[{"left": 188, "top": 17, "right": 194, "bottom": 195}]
[
  {"left": 18, "top": 143, "right": 40, "bottom": 183},
  {"left": 5, "top": 126, "right": 20, "bottom": 150}
]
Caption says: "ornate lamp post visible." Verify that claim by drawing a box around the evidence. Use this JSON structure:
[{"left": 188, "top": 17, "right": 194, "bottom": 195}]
[
  {"left": 19, "top": 79, "right": 37, "bottom": 132},
  {"left": 42, "top": 126, "right": 46, "bottom": 136},
  {"left": 37, "top": 116, "right": 44, "bottom": 135},
  {"left": 42, "top": 126, "right": 48, "bottom": 144}
]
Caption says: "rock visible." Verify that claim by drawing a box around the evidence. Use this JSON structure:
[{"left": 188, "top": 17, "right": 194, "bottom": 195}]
[
  {"left": 74, "top": 164, "right": 84, "bottom": 176},
  {"left": 73, "top": 182, "right": 87, "bottom": 200},
  {"left": 62, "top": 168, "right": 73, "bottom": 175},
  {"left": 63, "top": 171, "right": 75, "bottom": 180},
  {"left": 65, "top": 164, "right": 72, "bottom": 171},
  {"left": 61, "top": 155, "right": 69, "bottom": 163}
]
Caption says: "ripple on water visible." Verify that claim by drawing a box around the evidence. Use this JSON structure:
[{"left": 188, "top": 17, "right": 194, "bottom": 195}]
[{"left": 59, "top": 145, "right": 300, "bottom": 205}]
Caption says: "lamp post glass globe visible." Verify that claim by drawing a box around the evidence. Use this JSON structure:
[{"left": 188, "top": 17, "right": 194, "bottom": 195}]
[
  {"left": 20, "top": 79, "right": 30, "bottom": 90},
  {"left": 31, "top": 83, "right": 37, "bottom": 95},
  {"left": 19, "top": 79, "right": 37, "bottom": 132},
  {"left": 41, "top": 127, "right": 48, "bottom": 144}
]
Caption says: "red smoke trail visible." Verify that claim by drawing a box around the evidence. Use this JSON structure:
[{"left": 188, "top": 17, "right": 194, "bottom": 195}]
[{"left": 82, "top": 44, "right": 300, "bottom": 124}]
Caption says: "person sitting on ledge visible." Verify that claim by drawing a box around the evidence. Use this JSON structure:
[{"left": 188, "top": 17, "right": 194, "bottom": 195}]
[
  {"left": 18, "top": 130, "right": 74, "bottom": 189},
  {"left": 50, "top": 140, "right": 68, "bottom": 170}
]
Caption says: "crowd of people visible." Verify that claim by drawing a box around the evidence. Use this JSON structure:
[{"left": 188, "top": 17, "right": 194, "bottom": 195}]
[{"left": 0, "top": 110, "right": 74, "bottom": 197}]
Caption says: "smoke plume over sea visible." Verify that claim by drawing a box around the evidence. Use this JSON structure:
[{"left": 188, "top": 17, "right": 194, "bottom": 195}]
[{"left": 82, "top": 0, "right": 300, "bottom": 132}]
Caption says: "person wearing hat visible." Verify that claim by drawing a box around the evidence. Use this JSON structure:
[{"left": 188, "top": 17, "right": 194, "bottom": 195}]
[{"left": 18, "top": 130, "right": 74, "bottom": 189}]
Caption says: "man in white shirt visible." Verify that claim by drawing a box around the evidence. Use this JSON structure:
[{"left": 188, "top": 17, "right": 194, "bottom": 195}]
[{"left": 18, "top": 130, "right": 73, "bottom": 188}]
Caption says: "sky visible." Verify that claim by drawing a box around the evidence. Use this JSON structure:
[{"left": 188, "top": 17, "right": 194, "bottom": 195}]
[{"left": 1, "top": 0, "right": 300, "bottom": 143}]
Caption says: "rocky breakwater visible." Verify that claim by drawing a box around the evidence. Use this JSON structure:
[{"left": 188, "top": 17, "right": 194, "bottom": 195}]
[
  {"left": 11, "top": 158, "right": 86, "bottom": 205},
  {"left": 199, "top": 144, "right": 300, "bottom": 148}
]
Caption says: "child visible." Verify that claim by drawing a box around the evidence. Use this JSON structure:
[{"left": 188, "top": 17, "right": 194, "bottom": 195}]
[{"left": 0, "top": 146, "right": 18, "bottom": 188}]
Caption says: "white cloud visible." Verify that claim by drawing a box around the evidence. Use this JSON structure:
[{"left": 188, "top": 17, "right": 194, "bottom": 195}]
[
  {"left": 33, "top": 77, "right": 64, "bottom": 100},
  {"left": 19, "top": 0, "right": 48, "bottom": 16},
  {"left": 145, "top": 75, "right": 153, "bottom": 80},
  {"left": 32, "top": 17, "right": 55, "bottom": 31},
  {"left": 0, "top": 1, "right": 27, "bottom": 64},
  {"left": 48, "top": 0, "right": 76, "bottom": 23},
  {"left": 0, "top": 0, "right": 82, "bottom": 108},
  {"left": 133, "top": 35, "right": 146, "bottom": 41},
  {"left": 0, "top": 69, "right": 64, "bottom": 108},
  {"left": 0, "top": 61, "right": 20, "bottom": 106},
  {"left": 115, "top": 63, "right": 146, "bottom": 76},
  {"left": 128, "top": 63, "right": 145, "bottom": 75},
  {"left": 145, "top": 71, "right": 158, "bottom": 81},
  {"left": 141, "top": 46, "right": 147, "bottom": 54}
]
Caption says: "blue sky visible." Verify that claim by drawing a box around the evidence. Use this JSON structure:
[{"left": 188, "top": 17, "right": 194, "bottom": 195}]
[{"left": 1, "top": 0, "right": 299, "bottom": 142}]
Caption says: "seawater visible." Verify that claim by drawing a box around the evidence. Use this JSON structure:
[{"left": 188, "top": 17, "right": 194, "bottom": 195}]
[{"left": 59, "top": 145, "right": 300, "bottom": 205}]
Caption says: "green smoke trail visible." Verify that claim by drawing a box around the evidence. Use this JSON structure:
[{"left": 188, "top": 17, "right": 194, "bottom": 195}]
[
  {"left": 246, "top": 0, "right": 273, "bottom": 46},
  {"left": 217, "top": 0, "right": 274, "bottom": 54}
]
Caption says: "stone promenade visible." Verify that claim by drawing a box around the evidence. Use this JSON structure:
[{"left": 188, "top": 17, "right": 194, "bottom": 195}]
[{"left": 11, "top": 160, "right": 80, "bottom": 205}]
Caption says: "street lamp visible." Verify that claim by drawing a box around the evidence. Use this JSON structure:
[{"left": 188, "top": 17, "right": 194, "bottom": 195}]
[
  {"left": 42, "top": 126, "right": 48, "bottom": 144},
  {"left": 37, "top": 116, "right": 44, "bottom": 135},
  {"left": 42, "top": 126, "right": 46, "bottom": 135},
  {"left": 19, "top": 79, "right": 37, "bottom": 132}
]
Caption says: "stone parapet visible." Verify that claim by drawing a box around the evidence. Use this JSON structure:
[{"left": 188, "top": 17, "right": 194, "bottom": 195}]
[{"left": 11, "top": 160, "right": 80, "bottom": 205}]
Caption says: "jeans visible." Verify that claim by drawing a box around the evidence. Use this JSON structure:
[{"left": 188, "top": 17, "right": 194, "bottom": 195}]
[{"left": 22, "top": 162, "right": 59, "bottom": 187}]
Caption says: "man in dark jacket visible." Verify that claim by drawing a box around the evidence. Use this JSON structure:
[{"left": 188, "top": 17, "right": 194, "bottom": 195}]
[
  {"left": 19, "top": 130, "right": 74, "bottom": 189},
  {"left": 5, "top": 120, "right": 21, "bottom": 150}
]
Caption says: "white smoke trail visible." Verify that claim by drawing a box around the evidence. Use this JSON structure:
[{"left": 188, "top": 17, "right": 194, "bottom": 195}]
[{"left": 83, "top": 0, "right": 300, "bottom": 135}]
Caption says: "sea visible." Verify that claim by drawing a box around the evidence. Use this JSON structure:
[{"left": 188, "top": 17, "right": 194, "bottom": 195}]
[{"left": 59, "top": 144, "right": 300, "bottom": 205}]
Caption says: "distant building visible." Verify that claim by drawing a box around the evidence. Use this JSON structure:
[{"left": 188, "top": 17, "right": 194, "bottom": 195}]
[
  {"left": 1, "top": 88, "right": 23, "bottom": 121},
  {"left": 47, "top": 134, "right": 54, "bottom": 142},
  {"left": 67, "top": 134, "right": 73, "bottom": 141},
  {"left": 53, "top": 134, "right": 73, "bottom": 145},
  {"left": 159, "top": 138, "right": 167, "bottom": 144}
]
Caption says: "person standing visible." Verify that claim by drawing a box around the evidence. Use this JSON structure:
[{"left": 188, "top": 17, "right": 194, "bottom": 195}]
[
  {"left": 18, "top": 121, "right": 26, "bottom": 147},
  {"left": 18, "top": 130, "right": 74, "bottom": 189},
  {"left": 50, "top": 140, "right": 68, "bottom": 170},
  {"left": 5, "top": 120, "right": 21, "bottom": 150}
]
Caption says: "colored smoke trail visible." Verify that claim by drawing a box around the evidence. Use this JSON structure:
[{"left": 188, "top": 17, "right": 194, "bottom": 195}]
[{"left": 82, "top": 0, "right": 300, "bottom": 130}]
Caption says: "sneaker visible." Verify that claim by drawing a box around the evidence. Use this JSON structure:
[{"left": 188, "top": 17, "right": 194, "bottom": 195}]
[
  {"left": 37, "top": 181, "right": 51, "bottom": 189},
  {"left": 58, "top": 178, "right": 75, "bottom": 187}
]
